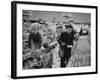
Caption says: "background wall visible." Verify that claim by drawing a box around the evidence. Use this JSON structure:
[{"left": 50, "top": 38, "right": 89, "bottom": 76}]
[
  {"left": 0, "top": 0, "right": 99, "bottom": 80},
  {"left": 23, "top": 10, "right": 91, "bottom": 23}
]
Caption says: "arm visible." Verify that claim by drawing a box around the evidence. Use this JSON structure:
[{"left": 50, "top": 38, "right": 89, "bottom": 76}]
[
  {"left": 72, "top": 30, "right": 79, "bottom": 40},
  {"left": 28, "top": 33, "right": 31, "bottom": 49},
  {"left": 57, "top": 32, "right": 63, "bottom": 46},
  {"left": 58, "top": 32, "right": 66, "bottom": 48},
  {"left": 38, "top": 34, "right": 42, "bottom": 49}
]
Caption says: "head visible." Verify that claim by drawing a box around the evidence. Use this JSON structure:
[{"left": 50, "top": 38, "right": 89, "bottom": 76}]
[
  {"left": 30, "top": 23, "right": 41, "bottom": 34},
  {"left": 65, "top": 24, "right": 73, "bottom": 33}
]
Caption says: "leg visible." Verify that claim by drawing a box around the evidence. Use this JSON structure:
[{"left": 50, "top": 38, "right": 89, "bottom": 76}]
[
  {"left": 60, "top": 48, "right": 66, "bottom": 67},
  {"left": 65, "top": 48, "right": 71, "bottom": 65},
  {"left": 60, "top": 57, "right": 66, "bottom": 67}
]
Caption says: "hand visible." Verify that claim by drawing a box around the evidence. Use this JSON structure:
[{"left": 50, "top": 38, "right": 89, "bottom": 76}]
[
  {"left": 61, "top": 42, "right": 66, "bottom": 46},
  {"left": 35, "top": 49, "right": 41, "bottom": 52}
]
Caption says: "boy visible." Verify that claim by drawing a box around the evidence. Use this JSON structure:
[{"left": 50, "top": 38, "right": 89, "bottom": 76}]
[{"left": 58, "top": 24, "right": 75, "bottom": 67}]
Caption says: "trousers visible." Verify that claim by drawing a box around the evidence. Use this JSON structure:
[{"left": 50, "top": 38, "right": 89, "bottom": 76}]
[{"left": 60, "top": 48, "right": 71, "bottom": 67}]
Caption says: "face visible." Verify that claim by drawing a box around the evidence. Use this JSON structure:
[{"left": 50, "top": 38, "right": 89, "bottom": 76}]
[
  {"left": 66, "top": 28, "right": 72, "bottom": 33},
  {"left": 31, "top": 27, "right": 39, "bottom": 33}
]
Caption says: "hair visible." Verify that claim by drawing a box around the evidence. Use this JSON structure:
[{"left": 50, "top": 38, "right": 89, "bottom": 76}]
[
  {"left": 30, "top": 22, "right": 41, "bottom": 31},
  {"left": 65, "top": 24, "right": 73, "bottom": 29}
]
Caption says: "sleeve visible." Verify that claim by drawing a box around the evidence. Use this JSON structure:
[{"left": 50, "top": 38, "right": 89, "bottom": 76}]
[
  {"left": 79, "top": 28, "right": 82, "bottom": 35},
  {"left": 57, "top": 32, "right": 63, "bottom": 45},
  {"left": 28, "top": 33, "right": 31, "bottom": 49},
  {"left": 72, "top": 30, "right": 77, "bottom": 40},
  {"left": 38, "top": 33, "right": 42, "bottom": 49}
]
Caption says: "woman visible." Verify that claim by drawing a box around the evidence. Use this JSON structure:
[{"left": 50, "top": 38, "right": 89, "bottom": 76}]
[{"left": 28, "top": 23, "right": 42, "bottom": 52}]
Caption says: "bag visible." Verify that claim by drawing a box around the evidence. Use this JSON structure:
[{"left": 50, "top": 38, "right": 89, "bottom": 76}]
[{"left": 58, "top": 49, "right": 64, "bottom": 57}]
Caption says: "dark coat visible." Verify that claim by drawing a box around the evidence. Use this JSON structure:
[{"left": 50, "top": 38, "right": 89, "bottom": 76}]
[{"left": 58, "top": 31, "right": 75, "bottom": 49}]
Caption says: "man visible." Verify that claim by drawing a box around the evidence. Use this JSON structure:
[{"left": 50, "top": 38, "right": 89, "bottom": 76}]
[{"left": 58, "top": 24, "right": 76, "bottom": 67}]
